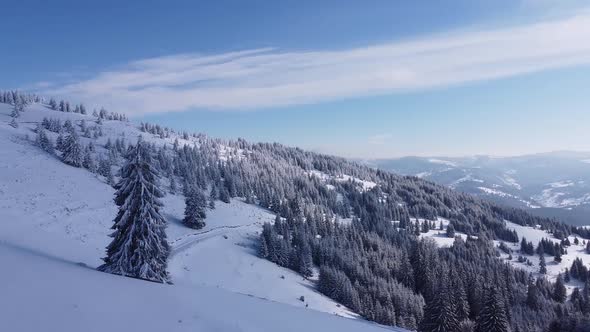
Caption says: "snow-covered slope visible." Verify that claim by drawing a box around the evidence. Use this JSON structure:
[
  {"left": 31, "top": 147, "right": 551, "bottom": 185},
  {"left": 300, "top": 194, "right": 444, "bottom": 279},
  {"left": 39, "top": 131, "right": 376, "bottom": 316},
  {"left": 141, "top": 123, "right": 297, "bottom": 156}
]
[
  {"left": 0, "top": 103, "right": 398, "bottom": 331},
  {"left": 0, "top": 242, "right": 391, "bottom": 332},
  {"left": 370, "top": 154, "right": 590, "bottom": 225},
  {"left": 419, "top": 213, "right": 590, "bottom": 293}
]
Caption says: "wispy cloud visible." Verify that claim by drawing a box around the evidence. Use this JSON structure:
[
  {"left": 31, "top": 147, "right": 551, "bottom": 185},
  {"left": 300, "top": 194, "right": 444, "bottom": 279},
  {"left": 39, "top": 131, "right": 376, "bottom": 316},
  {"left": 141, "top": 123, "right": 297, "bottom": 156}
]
[
  {"left": 368, "top": 134, "right": 393, "bottom": 146},
  {"left": 40, "top": 12, "right": 590, "bottom": 116}
]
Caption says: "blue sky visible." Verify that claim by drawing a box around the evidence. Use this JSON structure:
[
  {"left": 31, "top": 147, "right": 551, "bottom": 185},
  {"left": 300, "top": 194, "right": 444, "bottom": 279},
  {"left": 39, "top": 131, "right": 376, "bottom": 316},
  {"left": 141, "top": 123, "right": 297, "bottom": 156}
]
[{"left": 2, "top": 0, "right": 590, "bottom": 158}]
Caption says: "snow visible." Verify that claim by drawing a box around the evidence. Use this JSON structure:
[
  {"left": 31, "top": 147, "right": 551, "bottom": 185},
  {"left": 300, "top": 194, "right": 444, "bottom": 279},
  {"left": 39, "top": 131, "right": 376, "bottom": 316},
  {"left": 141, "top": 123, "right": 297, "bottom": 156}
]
[
  {"left": 421, "top": 214, "right": 590, "bottom": 294},
  {"left": 417, "top": 218, "right": 473, "bottom": 248},
  {"left": 414, "top": 171, "right": 432, "bottom": 178},
  {"left": 477, "top": 187, "right": 540, "bottom": 208},
  {"left": 0, "top": 103, "right": 399, "bottom": 332},
  {"left": 449, "top": 173, "right": 484, "bottom": 189},
  {"left": 499, "top": 173, "right": 522, "bottom": 190},
  {"left": 549, "top": 180, "right": 575, "bottom": 188},
  {"left": 308, "top": 170, "right": 377, "bottom": 191},
  {"left": 0, "top": 242, "right": 397, "bottom": 332},
  {"left": 503, "top": 220, "right": 590, "bottom": 292},
  {"left": 427, "top": 158, "right": 457, "bottom": 167},
  {"left": 530, "top": 180, "right": 590, "bottom": 208}
]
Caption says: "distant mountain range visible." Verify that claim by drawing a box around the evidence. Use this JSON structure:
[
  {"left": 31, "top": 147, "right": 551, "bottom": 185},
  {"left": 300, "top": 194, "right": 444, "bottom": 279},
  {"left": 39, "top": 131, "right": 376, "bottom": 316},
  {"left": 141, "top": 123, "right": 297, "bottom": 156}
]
[{"left": 366, "top": 151, "right": 590, "bottom": 226}]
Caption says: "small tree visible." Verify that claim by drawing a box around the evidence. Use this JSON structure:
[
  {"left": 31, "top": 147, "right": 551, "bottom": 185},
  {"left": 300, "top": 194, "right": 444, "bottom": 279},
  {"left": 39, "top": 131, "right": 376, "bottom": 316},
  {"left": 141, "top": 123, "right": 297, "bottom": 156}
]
[
  {"left": 539, "top": 250, "right": 547, "bottom": 275},
  {"left": 61, "top": 131, "right": 83, "bottom": 167},
  {"left": 183, "top": 186, "right": 207, "bottom": 229},
  {"left": 446, "top": 223, "right": 456, "bottom": 238}
]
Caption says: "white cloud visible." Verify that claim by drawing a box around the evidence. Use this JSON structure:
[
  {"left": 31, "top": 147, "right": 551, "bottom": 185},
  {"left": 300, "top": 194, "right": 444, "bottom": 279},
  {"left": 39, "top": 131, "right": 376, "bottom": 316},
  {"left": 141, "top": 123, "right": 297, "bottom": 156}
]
[{"left": 40, "top": 12, "right": 590, "bottom": 116}]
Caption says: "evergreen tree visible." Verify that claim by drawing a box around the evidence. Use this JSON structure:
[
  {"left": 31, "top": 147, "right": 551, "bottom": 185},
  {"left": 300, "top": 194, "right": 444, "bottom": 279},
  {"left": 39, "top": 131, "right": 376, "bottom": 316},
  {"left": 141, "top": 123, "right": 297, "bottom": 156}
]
[
  {"left": 553, "top": 274, "right": 567, "bottom": 303},
  {"left": 98, "top": 138, "right": 169, "bottom": 283},
  {"left": 539, "top": 250, "right": 547, "bottom": 275},
  {"left": 49, "top": 98, "right": 57, "bottom": 110},
  {"left": 526, "top": 280, "right": 540, "bottom": 310},
  {"left": 61, "top": 131, "right": 83, "bottom": 167},
  {"left": 82, "top": 148, "right": 96, "bottom": 172},
  {"left": 420, "top": 278, "right": 460, "bottom": 332},
  {"left": 169, "top": 176, "right": 177, "bottom": 194},
  {"left": 476, "top": 288, "right": 510, "bottom": 332},
  {"left": 35, "top": 127, "right": 54, "bottom": 154},
  {"left": 183, "top": 186, "right": 207, "bottom": 229}
]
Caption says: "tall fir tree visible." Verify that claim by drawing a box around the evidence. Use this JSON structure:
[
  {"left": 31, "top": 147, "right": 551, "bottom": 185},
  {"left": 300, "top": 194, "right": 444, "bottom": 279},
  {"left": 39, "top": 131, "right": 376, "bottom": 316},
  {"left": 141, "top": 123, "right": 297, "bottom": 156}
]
[
  {"left": 420, "top": 275, "right": 460, "bottom": 332},
  {"left": 98, "top": 138, "right": 170, "bottom": 283},
  {"left": 553, "top": 274, "right": 567, "bottom": 303},
  {"left": 476, "top": 288, "right": 510, "bottom": 332}
]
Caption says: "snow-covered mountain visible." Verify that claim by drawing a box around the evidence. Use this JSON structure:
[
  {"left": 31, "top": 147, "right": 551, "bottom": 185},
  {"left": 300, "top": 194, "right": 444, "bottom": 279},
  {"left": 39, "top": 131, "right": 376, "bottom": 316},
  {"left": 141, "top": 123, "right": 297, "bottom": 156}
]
[
  {"left": 369, "top": 154, "right": 590, "bottom": 225},
  {"left": 0, "top": 102, "right": 401, "bottom": 332}
]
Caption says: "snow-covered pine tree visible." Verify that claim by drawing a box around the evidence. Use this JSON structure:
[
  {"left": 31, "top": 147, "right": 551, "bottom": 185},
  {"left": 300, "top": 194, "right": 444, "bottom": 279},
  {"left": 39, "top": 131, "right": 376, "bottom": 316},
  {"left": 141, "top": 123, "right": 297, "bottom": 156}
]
[
  {"left": 49, "top": 98, "right": 57, "bottom": 110},
  {"left": 83, "top": 147, "right": 96, "bottom": 172},
  {"left": 475, "top": 288, "right": 510, "bottom": 332},
  {"left": 36, "top": 126, "right": 54, "bottom": 154},
  {"left": 9, "top": 118, "right": 18, "bottom": 128},
  {"left": 61, "top": 131, "right": 83, "bottom": 167},
  {"left": 419, "top": 275, "right": 460, "bottom": 332},
  {"left": 55, "top": 133, "right": 65, "bottom": 151},
  {"left": 182, "top": 185, "right": 207, "bottom": 229},
  {"left": 553, "top": 274, "right": 567, "bottom": 303},
  {"left": 539, "top": 249, "right": 547, "bottom": 275},
  {"left": 169, "top": 176, "right": 177, "bottom": 194},
  {"left": 98, "top": 137, "right": 169, "bottom": 283}
]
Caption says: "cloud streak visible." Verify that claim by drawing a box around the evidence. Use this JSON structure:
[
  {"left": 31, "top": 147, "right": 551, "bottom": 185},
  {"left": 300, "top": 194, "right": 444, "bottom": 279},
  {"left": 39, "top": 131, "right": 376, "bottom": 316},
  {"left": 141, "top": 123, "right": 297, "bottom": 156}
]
[{"left": 41, "top": 12, "right": 590, "bottom": 116}]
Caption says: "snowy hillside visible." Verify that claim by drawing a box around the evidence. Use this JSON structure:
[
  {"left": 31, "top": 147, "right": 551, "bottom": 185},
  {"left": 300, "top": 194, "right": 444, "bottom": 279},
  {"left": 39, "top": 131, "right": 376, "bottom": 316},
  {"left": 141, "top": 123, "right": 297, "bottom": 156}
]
[
  {"left": 370, "top": 154, "right": 590, "bottom": 225},
  {"left": 0, "top": 102, "right": 401, "bottom": 331},
  {"left": 420, "top": 216, "right": 590, "bottom": 293}
]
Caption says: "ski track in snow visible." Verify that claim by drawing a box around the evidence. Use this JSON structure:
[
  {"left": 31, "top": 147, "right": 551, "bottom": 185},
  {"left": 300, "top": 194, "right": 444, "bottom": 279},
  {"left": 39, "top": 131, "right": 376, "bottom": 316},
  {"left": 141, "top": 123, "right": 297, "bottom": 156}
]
[{"left": 170, "top": 222, "right": 261, "bottom": 257}]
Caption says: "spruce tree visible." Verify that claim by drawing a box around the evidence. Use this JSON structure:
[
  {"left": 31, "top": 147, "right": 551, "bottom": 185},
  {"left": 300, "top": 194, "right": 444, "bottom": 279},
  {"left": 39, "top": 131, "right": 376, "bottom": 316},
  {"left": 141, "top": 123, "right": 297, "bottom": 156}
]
[
  {"left": 98, "top": 138, "right": 169, "bottom": 283},
  {"left": 539, "top": 250, "right": 547, "bottom": 275},
  {"left": 182, "top": 186, "right": 207, "bottom": 229},
  {"left": 420, "top": 278, "right": 460, "bottom": 332},
  {"left": 476, "top": 288, "right": 510, "bottom": 332},
  {"left": 36, "top": 127, "right": 54, "bottom": 154},
  {"left": 61, "top": 131, "right": 83, "bottom": 167},
  {"left": 553, "top": 274, "right": 567, "bottom": 303}
]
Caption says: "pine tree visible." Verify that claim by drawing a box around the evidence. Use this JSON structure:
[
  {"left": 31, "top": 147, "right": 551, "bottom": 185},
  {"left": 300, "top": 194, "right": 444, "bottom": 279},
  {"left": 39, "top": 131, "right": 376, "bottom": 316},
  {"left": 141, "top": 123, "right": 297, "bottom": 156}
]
[
  {"left": 182, "top": 186, "right": 207, "bottom": 229},
  {"left": 420, "top": 278, "right": 460, "bottom": 332},
  {"left": 83, "top": 148, "right": 96, "bottom": 172},
  {"left": 49, "top": 98, "right": 57, "bottom": 110},
  {"left": 476, "top": 288, "right": 510, "bottom": 332},
  {"left": 298, "top": 242, "right": 314, "bottom": 278},
  {"left": 36, "top": 127, "right": 54, "bottom": 154},
  {"left": 98, "top": 138, "right": 169, "bottom": 283},
  {"left": 169, "top": 176, "right": 177, "bottom": 194},
  {"left": 539, "top": 250, "right": 547, "bottom": 275},
  {"left": 56, "top": 133, "right": 65, "bottom": 151},
  {"left": 61, "top": 131, "right": 83, "bottom": 167},
  {"left": 526, "top": 280, "right": 540, "bottom": 310},
  {"left": 553, "top": 274, "right": 567, "bottom": 303}
]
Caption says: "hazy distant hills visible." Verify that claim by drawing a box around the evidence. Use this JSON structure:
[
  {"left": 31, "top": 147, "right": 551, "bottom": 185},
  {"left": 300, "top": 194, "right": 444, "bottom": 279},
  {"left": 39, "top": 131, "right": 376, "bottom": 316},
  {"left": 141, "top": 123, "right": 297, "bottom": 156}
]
[{"left": 367, "top": 151, "right": 590, "bottom": 226}]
